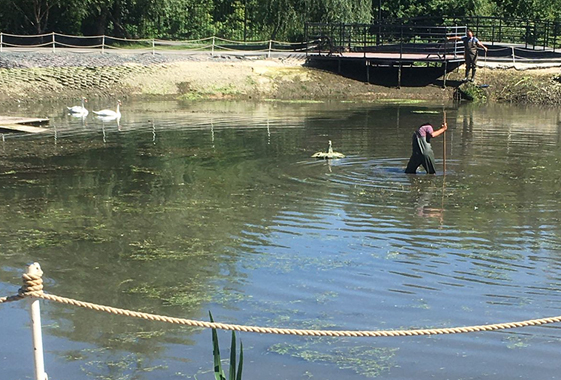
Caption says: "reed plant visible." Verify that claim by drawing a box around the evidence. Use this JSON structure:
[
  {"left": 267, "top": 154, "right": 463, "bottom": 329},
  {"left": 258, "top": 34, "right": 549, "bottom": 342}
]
[{"left": 209, "top": 312, "right": 243, "bottom": 380}]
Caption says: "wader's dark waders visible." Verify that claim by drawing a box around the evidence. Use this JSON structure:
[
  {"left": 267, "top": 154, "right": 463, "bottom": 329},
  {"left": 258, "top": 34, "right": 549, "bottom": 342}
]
[
  {"left": 465, "top": 38, "right": 478, "bottom": 80},
  {"left": 405, "top": 132, "right": 436, "bottom": 174}
]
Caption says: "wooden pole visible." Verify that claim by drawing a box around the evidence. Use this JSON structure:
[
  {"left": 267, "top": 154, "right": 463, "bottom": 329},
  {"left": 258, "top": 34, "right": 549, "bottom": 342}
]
[
  {"left": 443, "top": 110, "right": 447, "bottom": 174},
  {"left": 484, "top": 49, "right": 487, "bottom": 84},
  {"left": 268, "top": 40, "right": 272, "bottom": 58},
  {"left": 26, "top": 263, "right": 47, "bottom": 380}
]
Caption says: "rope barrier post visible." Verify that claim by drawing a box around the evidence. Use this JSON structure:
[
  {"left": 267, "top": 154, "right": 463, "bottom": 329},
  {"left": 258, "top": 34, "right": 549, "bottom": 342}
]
[
  {"left": 268, "top": 40, "right": 272, "bottom": 58},
  {"left": 211, "top": 36, "right": 215, "bottom": 57},
  {"left": 25, "top": 262, "right": 48, "bottom": 380},
  {"left": 102, "top": 35, "right": 105, "bottom": 54},
  {"left": 1, "top": 32, "right": 3, "bottom": 53},
  {"left": 52, "top": 32, "right": 55, "bottom": 53},
  {"left": 152, "top": 39, "right": 155, "bottom": 55}
]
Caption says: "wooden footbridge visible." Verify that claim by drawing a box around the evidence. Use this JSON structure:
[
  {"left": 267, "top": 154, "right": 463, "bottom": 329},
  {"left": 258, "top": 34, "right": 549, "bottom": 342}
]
[
  {"left": 304, "top": 23, "right": 468, "bottom": 87},
  {"left": 305, "top": 19, "right": 561, "bottom": 87}
]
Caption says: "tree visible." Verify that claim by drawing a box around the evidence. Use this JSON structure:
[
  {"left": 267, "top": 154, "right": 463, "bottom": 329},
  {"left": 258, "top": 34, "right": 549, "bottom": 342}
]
[
  {"left": 0, "top": 0, "right": 558, "bottom": 39},
  {"left": 0, "top": 0, "right": 61, "bottom": 34}
]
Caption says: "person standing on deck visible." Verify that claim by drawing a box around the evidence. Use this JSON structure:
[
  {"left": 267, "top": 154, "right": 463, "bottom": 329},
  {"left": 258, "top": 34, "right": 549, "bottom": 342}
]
[
  {"left": 405, "top": 122, "right": 447, "bottom": 174},
  {"left": 447, "top": 29, "right": 488, "bottom": 82}
]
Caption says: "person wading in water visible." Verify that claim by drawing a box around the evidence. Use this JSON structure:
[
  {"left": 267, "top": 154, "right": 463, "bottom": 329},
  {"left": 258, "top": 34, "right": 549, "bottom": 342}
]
[
  {"left": 448, "top": 29, "right": 488, "bottom": 82},
  {"left": 405, "top": 122, "right": 447, "bottom": 174}
]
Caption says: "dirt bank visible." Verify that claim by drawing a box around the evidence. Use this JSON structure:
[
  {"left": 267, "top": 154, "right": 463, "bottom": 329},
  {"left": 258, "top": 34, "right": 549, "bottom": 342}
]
[
  {"left": 0, "top": 52, "right": 560, "bottom": 105},
  {"left": 0, "top": 55, "right": 454, "bottom": 104}
]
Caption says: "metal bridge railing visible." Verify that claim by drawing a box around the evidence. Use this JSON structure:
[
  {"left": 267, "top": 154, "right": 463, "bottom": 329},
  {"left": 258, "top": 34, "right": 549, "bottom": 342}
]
[
  {"left": 305, "top": 22, "right": 466, "bottom": 59},
  {"left": 305, "top": 17, "right": 561, "bottom": 56}
]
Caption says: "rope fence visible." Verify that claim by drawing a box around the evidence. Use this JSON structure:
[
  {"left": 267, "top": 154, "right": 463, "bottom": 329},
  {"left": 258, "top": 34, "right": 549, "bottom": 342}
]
[
  {"left": 0, "top": 32, "right": 310, "bottom": 57},
  {"left": 1, "top": 31, "right": 560, "bottom": 67},
  {"left": 2, "top": 262, "right": 561, "bottom": 336},
  {"left": 2, "top": 262, "right": 561, "bottom": 380}
]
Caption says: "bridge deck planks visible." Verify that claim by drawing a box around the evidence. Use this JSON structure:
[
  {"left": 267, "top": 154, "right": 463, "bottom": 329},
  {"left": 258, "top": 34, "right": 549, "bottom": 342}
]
[{"left": 0, "top": 116, "right": 50, "bottom": 133}]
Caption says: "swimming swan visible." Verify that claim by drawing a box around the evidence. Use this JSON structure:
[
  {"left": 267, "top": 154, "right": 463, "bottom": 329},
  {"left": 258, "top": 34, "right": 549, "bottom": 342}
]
[
  {"left": 93, "top": 100, "right": 121, "bottom": 119},
  {"left": 67, "top": 97, "right": 88, "bottom": 116}
]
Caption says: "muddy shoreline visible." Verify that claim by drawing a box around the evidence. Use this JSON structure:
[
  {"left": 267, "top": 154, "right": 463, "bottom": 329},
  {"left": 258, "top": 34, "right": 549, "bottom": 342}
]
[{"left": 1, "top": 51, "right": 560, "bottom": 105}]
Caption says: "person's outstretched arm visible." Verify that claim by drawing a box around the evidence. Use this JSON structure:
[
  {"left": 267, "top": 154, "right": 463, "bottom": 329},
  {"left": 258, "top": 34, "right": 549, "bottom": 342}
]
[
  {"left": 477, "top": 40, "right": 488, "bottom": 51},
  {"left": 430, "top": 123, "right": 447, "bottom": 138}
]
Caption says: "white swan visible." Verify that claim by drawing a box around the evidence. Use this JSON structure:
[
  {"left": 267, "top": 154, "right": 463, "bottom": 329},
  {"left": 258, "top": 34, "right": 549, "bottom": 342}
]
[
  {"left": 93, "top": 100, "right": 121, "bottom": 119},
  {"left": 67, "top": 97, "right": 88, "bottom": 116}
]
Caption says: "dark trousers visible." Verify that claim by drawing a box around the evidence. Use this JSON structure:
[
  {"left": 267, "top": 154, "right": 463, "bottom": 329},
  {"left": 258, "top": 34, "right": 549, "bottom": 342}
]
[
  {"left": 405, "top": 134, "right": 436, "bottom": 174},
  {"left": 465, "top": 52, "right": 478, "bottom": 79}
]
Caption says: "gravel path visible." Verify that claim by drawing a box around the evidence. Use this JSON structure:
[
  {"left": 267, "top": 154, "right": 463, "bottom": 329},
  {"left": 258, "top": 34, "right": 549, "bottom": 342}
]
[
  {"left": 0, "top": 49, "right": 305, "bottom": 69},
  {"left": 0, "top": 50, "right": 219, "bottom": 69}
]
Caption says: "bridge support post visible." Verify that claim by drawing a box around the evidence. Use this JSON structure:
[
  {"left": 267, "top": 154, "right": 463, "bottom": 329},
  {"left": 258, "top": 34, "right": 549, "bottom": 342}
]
[{"left": 443, "top": 61, "right": 448, "bottom": 88}]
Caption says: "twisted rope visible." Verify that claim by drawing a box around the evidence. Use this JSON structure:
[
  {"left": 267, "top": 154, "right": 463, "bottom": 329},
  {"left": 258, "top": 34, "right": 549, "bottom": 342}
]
[
  {"left": 29, "top": 293, "right": 561, "bottom": 336},
  {"left": 0, "top": 268, "right": 44, "bottom": 304},
  {"left": 3, "top": 266, "right": 561, "bottom": 337}
]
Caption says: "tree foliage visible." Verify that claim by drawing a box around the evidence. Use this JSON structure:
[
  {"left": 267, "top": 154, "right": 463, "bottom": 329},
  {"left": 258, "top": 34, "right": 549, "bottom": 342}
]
[{"left": 0, "top": 0, "right": 557, "bottom": 40}]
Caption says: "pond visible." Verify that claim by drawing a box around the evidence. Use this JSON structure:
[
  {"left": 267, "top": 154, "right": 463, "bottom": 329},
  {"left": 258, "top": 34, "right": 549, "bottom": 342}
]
[{"left": 1, "top": 98, "right": 561, "bottom": 380}]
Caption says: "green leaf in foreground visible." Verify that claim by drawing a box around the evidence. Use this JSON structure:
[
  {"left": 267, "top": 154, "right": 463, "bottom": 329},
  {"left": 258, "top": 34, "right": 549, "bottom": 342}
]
[{"left": 209, "top": 311, "right": 243, "bottom": 380}]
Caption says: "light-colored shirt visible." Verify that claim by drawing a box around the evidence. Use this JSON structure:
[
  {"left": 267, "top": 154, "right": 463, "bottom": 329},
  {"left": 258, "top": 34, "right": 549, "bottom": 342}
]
[
  {"left": 461, "top": 36, "right": 480, "bottom": 55},
  {"left": 417, "top": 124, "right": 434, "bottom": 137}
]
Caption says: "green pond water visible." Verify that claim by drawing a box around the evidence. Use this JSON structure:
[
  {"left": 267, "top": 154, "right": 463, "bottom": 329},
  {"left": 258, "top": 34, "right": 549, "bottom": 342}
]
[{"left": 1, "top": 99, "right": 561, "bottom": 380}]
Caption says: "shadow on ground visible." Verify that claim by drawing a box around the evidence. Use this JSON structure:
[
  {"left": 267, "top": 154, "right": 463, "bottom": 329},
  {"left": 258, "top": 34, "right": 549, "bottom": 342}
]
[{"left": 306, "top": 59, "right": 463, "bottom": 87}]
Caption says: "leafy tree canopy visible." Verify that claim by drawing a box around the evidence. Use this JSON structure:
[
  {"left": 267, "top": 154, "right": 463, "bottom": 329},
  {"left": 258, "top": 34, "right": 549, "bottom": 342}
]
[{"left": 0, "top": 0, "right": 557, "bottom": 40}]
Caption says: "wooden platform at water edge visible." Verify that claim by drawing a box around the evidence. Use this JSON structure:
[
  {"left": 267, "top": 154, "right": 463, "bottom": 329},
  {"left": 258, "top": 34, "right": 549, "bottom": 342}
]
[{"left": 0, "top": 116, "right": 50, "bottom": 133}]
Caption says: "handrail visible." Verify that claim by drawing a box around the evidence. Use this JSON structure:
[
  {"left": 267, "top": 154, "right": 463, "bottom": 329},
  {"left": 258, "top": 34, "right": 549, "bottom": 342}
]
[{"left": 305, "top": 18, "right": 561, "bottom": 53}]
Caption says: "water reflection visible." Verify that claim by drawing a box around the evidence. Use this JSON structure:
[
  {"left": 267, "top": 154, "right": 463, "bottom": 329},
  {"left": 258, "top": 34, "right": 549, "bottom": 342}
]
[
  {"left": 410, "top": 177, "right": 445, "bottom": 223},
  {"left": 96, "top": 115, "right": 121, "bottom": 134},
  {"left": 1, "top": 100, "right": 561, "bottom": 380},
  {"left": 68, "top": 113, "right": 88, "bottom": 126}
]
